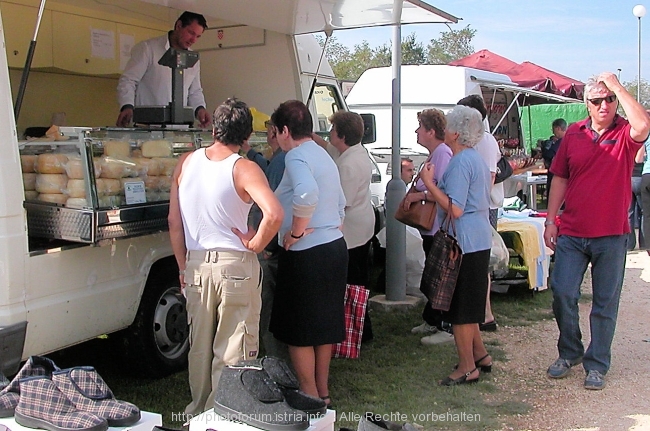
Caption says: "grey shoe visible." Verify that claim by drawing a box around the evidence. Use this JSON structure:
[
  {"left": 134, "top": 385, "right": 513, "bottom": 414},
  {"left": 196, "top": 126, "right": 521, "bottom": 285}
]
[
  {"left": 584, "top": 370, "right": 606, "bottom": 390},
  {"left": 546, "top": 357, "right": 582, "bottom": 379},
  {"left": 410, "top": 323, "right": 438, "bottom": 335}
]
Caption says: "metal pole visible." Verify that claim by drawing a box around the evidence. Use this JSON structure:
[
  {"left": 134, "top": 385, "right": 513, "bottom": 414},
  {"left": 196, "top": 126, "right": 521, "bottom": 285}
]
[
  {"left": 639, "top": 16, "right": 642, "bottom": 102},
  {"left": 14, "top": 0, "right": 47, "bottom": 122},
  {"left": 384, "top": 1, "right": 406, "bottom": 302}
]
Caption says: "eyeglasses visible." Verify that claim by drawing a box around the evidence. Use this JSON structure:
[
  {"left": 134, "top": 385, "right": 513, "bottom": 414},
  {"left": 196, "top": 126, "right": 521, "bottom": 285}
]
[{"left": 587, "top": 95, "right": 617, "bottom": 105}]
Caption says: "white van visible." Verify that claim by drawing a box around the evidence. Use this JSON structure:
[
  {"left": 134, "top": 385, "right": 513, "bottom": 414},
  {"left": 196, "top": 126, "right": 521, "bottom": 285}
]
[
  {"left": 346, "top": 64, "right": 577, "bottom": 202},
  {"left": 0, "top": 0, "right": 454, "bottom": 376}
]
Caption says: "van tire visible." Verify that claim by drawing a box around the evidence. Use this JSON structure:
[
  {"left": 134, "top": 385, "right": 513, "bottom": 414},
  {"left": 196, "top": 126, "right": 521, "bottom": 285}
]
[{"left": 122, "top": 262, "right": 189, "bottom": 377}]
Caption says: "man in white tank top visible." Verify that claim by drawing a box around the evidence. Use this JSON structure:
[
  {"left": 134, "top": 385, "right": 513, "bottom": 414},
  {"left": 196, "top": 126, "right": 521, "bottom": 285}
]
[{"left": 168, "top": 98, "right": 283, "bottom": 416}]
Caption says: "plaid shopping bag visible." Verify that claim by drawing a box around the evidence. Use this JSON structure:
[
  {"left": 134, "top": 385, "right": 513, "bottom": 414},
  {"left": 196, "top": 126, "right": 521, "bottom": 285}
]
[
  {"left": 332, "top": 284, "right": 369, "bottom": 359},
  {"left": 420, "top": 198, "right": 463, "bottom": 312}
]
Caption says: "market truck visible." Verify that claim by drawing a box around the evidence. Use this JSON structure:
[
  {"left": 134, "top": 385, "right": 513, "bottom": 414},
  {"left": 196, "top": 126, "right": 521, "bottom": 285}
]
[
  {"left": 346, "top": 64, "right": 577, "bottom": 204},
  {"left": 0, "top": 0, "right": 455, "bottom": 376}
]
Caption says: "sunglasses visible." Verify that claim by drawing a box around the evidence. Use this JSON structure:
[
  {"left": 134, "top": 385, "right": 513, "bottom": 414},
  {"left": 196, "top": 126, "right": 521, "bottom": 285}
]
[{"left": 587, "top": 95, "right": 617, "bottom": 105}]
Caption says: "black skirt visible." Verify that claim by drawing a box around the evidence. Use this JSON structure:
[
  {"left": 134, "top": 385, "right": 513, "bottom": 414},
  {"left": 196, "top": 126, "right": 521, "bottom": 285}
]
[
  {"left": 441, "top": 249, "right": 490, "bottom": 325},
  {"left": 270, "top": 237, "right": 348, "bottom": 346}
]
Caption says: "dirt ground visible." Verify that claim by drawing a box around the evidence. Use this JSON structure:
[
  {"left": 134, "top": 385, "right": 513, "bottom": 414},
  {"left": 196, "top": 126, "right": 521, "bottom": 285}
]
[{"left": 482, "top": 250, "right": 650, "bottom": 431}]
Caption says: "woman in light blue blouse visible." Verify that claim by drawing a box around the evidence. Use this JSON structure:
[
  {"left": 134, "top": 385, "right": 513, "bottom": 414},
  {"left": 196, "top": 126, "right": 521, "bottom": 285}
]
[
  {"left": 269, "top": 100, "right": 347, "bottom": 407},
  {"left": 420, "top": 105, "right": 492, "bottom": 386}
]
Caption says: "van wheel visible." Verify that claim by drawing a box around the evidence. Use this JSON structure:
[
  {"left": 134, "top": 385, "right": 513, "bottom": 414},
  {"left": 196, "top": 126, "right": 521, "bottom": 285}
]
[{"left": 122, "top": 266, "right": 189, "bottom": 377}]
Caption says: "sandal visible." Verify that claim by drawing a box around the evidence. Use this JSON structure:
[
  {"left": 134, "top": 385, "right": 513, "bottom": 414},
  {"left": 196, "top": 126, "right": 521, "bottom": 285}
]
[
  {"left": 453, "top": 353, "right": 492, "bottom": 373},
  {"left": 439, "top": 368, "right": 479, "bottom": 386}
]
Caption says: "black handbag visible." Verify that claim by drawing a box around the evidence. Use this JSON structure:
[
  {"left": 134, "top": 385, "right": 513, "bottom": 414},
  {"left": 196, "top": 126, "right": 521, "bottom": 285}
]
[
  {"left": 419, "top": 198, "right": 463, "bottom": 311},
  {"left": 495, "top": 155, "right": 513, "bottom": 184}
]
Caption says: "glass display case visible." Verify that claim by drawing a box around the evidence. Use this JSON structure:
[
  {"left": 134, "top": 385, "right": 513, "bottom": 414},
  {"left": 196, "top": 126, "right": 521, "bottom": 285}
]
[{"left": 21, "top": 127, "right": 202, "bottom": 244}]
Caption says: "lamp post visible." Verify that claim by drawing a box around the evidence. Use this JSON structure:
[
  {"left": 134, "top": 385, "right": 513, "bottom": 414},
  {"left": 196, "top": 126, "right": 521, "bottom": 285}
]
[{"left": 633, "top": 5, "right": 646, "bottom": 103}]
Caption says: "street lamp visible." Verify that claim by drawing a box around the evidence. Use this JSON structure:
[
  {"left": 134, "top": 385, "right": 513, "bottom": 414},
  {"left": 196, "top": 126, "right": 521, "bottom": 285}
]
[{"left": 633, "top": 4, "right": 646, "bottom": 102}]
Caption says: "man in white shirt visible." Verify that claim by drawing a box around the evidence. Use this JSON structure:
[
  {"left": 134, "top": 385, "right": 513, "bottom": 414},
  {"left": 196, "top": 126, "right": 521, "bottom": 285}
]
[{"left": 116, "top": 11, "right": 211, "bottom": 128}]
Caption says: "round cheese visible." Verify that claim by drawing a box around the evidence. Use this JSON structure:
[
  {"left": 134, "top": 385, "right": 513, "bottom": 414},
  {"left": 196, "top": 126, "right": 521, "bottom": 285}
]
[
  {"left": 132, "top": 157, "right": 161, "bottom": 176},
  {"left": 65, "top": 198, "right": 88, "bottom": 208},
  {"left": 155, "top": 157, "right": 179, "bottom": 176},
  {"left": 96, "top": 178, "right": 122, "bottom": 196},
  {"left": 23, "top": 173, "right": 37, "bottom": 191},
  {"left": 35, "top": 174, "right": 68, "bottom": 194},
  {"left": 21, "top": 155, "right": 37, "bottom": 173},
  {"left": 99, "top": 156, "right": 138, "bottom": 179},
  {"left": 98, "top": 195, "right": 123, "bottom": 208},
  {"left": 66, "top": 179, "right": 86, "bottom": 198},
  {"left": 24, "top": 190, "right": 38, "bottom": 200},
  {"left": 38, "top": 193, "right": 68, "bottom": 205},
  {"left": 141, "top": 140, "right": 172, "bottom": 158},
  {"left": 143, "top": 176, "right": 160, "bottom": 191},
  {"left": 64, "top": 157, "right": 85, "bottom": 179},
  {"left": 36, "top": 153, "right": 68, "bottom": 174},
  {"left": 103, "top": 140, "right": 131, "bottom": 158},
  {"left": 157, "top": 175, "right": 172, "bottom": 192}
]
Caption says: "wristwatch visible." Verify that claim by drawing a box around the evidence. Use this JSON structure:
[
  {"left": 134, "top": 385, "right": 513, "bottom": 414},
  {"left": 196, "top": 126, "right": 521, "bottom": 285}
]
[{"left": 544, "top": 220, "right": 555, "bottom": 226}]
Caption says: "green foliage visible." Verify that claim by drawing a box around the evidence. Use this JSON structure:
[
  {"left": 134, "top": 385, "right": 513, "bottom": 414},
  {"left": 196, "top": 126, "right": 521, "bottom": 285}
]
[
  {"left": 427, "top": 25, "right": 476, "bottom": 65},
  {"left": 316, "top": 27, "right": 476, "bottom": 81},
  {"left": 622, "top": 78, "right": 650, "bottom": 109}
]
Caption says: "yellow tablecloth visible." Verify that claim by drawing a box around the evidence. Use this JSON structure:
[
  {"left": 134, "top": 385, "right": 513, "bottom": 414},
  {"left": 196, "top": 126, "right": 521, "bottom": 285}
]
[{"left": 497, "top": 219, "right": 543, "bottom": 289}]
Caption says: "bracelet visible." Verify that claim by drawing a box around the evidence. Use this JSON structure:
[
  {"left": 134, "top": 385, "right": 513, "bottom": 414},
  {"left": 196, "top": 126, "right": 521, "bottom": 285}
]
[
  {"left": 179, "top": 270, "right": 185, "bottom": 275},
  {"left": 544, "top": 220, "right": 555, "bottom": 226},
  {"left": 290, "top": 231, "right": 304, "bottom": 239}
]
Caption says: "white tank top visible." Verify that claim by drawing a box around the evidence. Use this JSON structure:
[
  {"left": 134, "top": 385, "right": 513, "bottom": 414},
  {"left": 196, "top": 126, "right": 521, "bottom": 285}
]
[{"left": 179, "top": 149, "right": 252, "bottom": 252}]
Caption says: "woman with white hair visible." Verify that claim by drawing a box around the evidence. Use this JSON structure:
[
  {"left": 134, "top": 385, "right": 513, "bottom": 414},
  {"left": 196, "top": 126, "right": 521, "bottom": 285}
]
[{"left": 419, "top": 104, "right": 493, "bottom": 386}]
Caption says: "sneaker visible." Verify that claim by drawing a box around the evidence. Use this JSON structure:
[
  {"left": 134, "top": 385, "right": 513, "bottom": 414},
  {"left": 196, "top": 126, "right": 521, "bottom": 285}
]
[
  {"left": 411, "top": 323, "right": 438, "bottom": 335},
  {"left": 584, "top": 370, "right": 606, "bottom": 390},
  {"left": 420, "top": 332, "right": 454, "bottom": 346},
  {"left": 546, "top": 357, "right": 583, "bottom": 379}
]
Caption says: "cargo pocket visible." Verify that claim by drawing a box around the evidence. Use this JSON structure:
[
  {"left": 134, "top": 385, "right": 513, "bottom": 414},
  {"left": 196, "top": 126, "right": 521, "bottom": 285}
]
[{"left": 221, "top": 274, "right": 252, "bottom": 308}]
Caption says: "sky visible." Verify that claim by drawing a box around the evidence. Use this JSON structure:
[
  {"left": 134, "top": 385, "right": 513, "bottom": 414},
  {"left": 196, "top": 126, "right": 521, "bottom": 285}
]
[{"left": 327, "top": 0, "right": 650, "bottom": 85}]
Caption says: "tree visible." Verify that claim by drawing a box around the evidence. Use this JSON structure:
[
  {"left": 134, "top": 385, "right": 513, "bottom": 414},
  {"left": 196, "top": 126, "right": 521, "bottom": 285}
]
[
  {"left": 622, "top": 78, "right": 650, "bottom": 109},
  {"left": 427, "top": 25, "right": 476, "bottom": 64}
]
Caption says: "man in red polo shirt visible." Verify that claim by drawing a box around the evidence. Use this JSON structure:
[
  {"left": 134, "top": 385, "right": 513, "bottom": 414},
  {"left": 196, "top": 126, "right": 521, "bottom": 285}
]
[{"left": 543, "top": 72, "right": 649, "bottom": 390}]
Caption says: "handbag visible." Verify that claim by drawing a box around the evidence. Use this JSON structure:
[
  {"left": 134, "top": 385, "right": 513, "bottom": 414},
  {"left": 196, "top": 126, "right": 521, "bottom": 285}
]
[
  {"left": 332, "top": 284, "right": 369, "bottom": 359},
  {"left": 419, "top": 197, "right": 463, "bottom": 311},
  {"left": 394, "top": 175, "right": 437, "bottom": 231},
  {"left": 495, "top": 155, "right": 513, "bottom": 184}
]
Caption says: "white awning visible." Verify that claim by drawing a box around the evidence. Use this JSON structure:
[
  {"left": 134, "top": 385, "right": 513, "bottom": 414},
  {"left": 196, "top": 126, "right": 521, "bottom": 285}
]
[
  {"left": 138, "top": 0, "right": 458, "bottom": 35},
  {"left": 478, "top": 81, "right": 581, "bottom": 104}
]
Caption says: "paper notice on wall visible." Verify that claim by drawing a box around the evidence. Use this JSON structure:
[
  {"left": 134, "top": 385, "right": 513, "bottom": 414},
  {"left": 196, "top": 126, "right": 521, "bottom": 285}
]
[
  {"left": 119, "top": 34, "right": 135, "bottom": 70},
  {"left": 91, "top": 28, "right": 115, "bottom": 59}
]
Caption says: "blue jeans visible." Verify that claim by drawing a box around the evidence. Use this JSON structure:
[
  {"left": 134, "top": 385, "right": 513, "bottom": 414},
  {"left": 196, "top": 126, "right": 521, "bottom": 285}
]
[{"left": 550, "top": 234, "right": 627, "bottom": 374}]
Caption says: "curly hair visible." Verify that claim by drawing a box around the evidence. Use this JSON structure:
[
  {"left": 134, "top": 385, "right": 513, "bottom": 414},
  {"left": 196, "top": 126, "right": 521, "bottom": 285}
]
[
  {"left": 329, "top": 111, "right": 364, "bottom": 146},
  {"left": 445, "top": 105, "right": 484, "bottom": 148},
  {"left": 212, "top": 98, "right": 253, "bottom": 145},
  {"left": 417, "top": 109, "right": 446, "bottom": 141}
]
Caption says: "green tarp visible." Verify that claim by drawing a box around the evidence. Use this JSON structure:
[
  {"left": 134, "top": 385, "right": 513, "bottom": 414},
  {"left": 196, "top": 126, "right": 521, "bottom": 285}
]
[{"left": 520, "top": 103, "right": 587, "bottom": 152}]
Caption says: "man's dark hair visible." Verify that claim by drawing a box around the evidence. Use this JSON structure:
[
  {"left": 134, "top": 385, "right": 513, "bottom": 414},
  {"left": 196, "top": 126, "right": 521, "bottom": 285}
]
[
  {"left": 552, "top": 118, "right": 567, "bottom": 130},
  {"left": 329, "top": 111, "right": 364, "bottom": 146},
  {"left": 177, "top": 11, "right": 208, "bottom": 30},
  {"left": 457, "top": 94, "right": 487, "bottom": 120},
  {"left": 271, "top": 100, "right": 313, "bottom": 140},
  {"left": 212, "top": 98, "right": 253, "bottom": 145}
]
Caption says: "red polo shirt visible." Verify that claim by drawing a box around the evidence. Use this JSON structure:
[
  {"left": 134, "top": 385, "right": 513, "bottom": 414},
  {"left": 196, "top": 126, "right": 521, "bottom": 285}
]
[{"left": 549, "top": 115, "right": 643, "bottom": 238}]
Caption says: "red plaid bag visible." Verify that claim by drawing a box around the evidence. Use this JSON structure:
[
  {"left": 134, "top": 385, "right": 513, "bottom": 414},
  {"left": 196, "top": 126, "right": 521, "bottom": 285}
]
[
  {"left": 419, "top": 197, "right": 463, "bottom": 312},
  {"left": 332, "top": 284, "right": 369, "bottom": 359}
]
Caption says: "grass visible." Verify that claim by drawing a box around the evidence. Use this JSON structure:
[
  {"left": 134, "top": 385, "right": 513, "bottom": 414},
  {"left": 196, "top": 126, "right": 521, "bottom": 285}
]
[{"left": 45, "top": 268, "right": 556, "bottom": 431}]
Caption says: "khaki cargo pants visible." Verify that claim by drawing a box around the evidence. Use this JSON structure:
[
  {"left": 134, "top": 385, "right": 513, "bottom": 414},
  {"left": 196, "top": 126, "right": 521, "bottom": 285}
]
[{"left": 183, "top": 249, "right": 261, "bottom": 416}]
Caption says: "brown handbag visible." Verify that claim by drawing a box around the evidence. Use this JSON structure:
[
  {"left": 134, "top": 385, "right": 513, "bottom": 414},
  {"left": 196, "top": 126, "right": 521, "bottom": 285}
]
[
  {"left": 419, "top": 197, "right": 463, "bottom": 311},
  {"left": 394, "top": 175, "right": 436, "bottom": 231}
]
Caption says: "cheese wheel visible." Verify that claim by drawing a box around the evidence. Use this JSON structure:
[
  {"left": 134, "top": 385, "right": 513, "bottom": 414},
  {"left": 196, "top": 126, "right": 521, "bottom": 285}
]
[
  {"left": 104, "top": 141, "right": 131, "bottom": 158},
  {"left": 66, "top": 179, "right": 86, "bottom": 198},
  {"left": 38, "top": 193, "right": 68, "bottom": 205},
  {"left": 65, "top": 198, "right": 88, "bottom": 208},
  {"left": 157, "top": 175, "right": 172, "bottom": 192},
  {"left": 145, "top": 191, "right": 159, "bottom": 202},
  {"left": 36, "top": 153, "right": 68, "bottom": 174},
  {"left": 35, "top": 174, "right": 68, "bottom": 194},
  {"left": 99, "top": 156, "right": 138, "bottom": 179},
  {"left": 157, "top": 191, "right": 170, "bottom": 201},
  {"left": 132, "top": 157, "right": 161, "bottom": 176},
  {"left": 143, "top": 176, "right": 160, "bottom": 191},
  {"left": 23, "top": 173, "right": 37, "bottom": 191},
  {"left": 141, "top": 140, "right": 172, "bottom": 158},
  {"left": 64, "top": 157, "right": 85, "bottom": 179},
  {"left": 98, "top": 195, "right": 122, "bottom": 207},
  {"left": 155, "top": 157, "right": 179, "bottom": 176},
  {"left": 131, "top": 148, "right": 142, "bottom": 158},
  {"left": 96, "top": 178, "right": 122, "bottom": 196},
  {"left": 21, "top": 155, "right": 37, "bottom": 173},
  {"left": 24, "top": 190, "right": 38, "bottom": 200}
]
